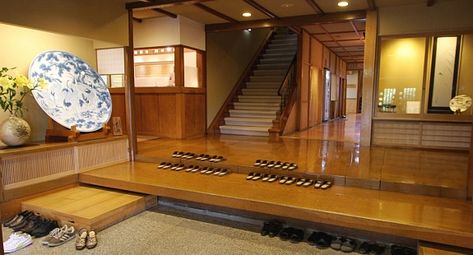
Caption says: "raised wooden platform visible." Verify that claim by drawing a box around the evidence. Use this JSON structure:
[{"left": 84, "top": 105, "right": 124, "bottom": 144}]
[
  {"left": 136, "top": 136, "right": 469, "bottom": 199},
  {"left": 22, "top": 186, "right": 157, "bottom": 231},
  {"left": 419, "top": 242, "right": 473, "bottom": 255},
  {"left": 79, "top": 161, "right": 473, "bottom": 249}
]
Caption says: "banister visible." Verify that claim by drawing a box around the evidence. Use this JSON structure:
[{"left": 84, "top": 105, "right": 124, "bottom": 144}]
[{"left": 207, "top": 28, "right": 275, "bottom": 134}]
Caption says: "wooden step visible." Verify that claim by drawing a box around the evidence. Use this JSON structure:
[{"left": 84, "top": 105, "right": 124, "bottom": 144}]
[
  {"left": 241, "top": 88, "right": 279, "bottom": 95},
  {"left": 224, "top": 116, "right": 274, "bottom": 127},
  {"left": 246, "top": 81, "right": 281, "bottom": 88},
  {"left": 265, "top": 48, "right": 297, "bottom": 54},
  {"left": 253, "top": 69, "right": 287, "bottom": 76},
  {"left": 21, "top": 186, "right": 157, "bottom": 232},
  {"left": 262, "top": 52, "right": 295, "bottom": 59},
  {"left": 256, "top": 63, "right": 290, "bottom": 70},
  {"left": 418, "top": 241, "right": 473, "bottom": 255},
  {"left": 259, "top": 57, "right": 293, "bottom": 64},
  {"left": 249, "top": 75, "right": 284, "bottom": 82},
  {"left": 233, "top": 102, "right": 281, "bottom": 111},
  {"left": 229, "top": 109, "right": 278, "bottom": 118},
  {"left": 238, "top": 95, "right": 281, "bottom": 103},
  {"left": 219, "top": 125, "right": 270, "bottom": 136}
]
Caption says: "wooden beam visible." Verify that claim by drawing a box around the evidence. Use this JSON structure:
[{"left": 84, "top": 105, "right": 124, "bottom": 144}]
[
  {"left": 152, "top": 8, "right": 177, "bottom": 18},
  {"left": 195, "top": 3, "right": 238, "bottom": 23},
  {"left": 125, "top": 9, "right": 138, "bottom": 159},
  {"left": 126, "top": 0, "right": 211, "bottom": 10},
  {"left": 319, "top": 38, "right": 365, "bottom": 43},
  {"left": 350, "top": 21, "right": 364, "bottom": 42},
  {"left": 206, "top": 10, "right": 366, "bottom": 32},
  {"left": 243, "top": 0, "right": 278, "bottom": 19},
  {"left": 132, "top": 17, "right": 143, "bottom": 23},
  {"left": 305, "top": 0, "right": 325, "bottom": 14},
  {"left": 366, "top": 0, "right": 376, "bottom": 10},
  {"left": 311, "top": 29, "right": 366, "bottom": 36},
  {"left": 427, "top": 0, "right": 435, "bottom": 7}
]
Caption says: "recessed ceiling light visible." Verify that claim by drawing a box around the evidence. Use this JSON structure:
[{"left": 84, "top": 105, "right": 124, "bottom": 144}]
[
  {"left": 242, "top": 12, "right": 252, "bottom": 17},
  {"left": 338, "top": 1, "right": 349, "bottom": 7},
  {"left": 281, "top": 3, "right": 294, "bottom": 8}
]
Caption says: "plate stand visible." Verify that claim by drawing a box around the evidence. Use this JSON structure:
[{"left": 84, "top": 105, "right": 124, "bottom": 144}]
[{"left": 45, "top": 118, "right": 111, "bottom": 142}]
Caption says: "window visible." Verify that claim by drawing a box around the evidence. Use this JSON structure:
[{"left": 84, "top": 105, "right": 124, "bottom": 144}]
[{"left": 134, "top": 47, "right": 175, "bottom": 87}]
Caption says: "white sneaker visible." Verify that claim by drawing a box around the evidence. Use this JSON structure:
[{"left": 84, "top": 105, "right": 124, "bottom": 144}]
[{"left": 4, "top": 233, "right": 32, "bottom": 253}]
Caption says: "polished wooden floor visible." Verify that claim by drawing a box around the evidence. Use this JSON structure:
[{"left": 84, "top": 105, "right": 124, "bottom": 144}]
[
  {"left": 79, "top": 161, "right": 473, "bottom": 249},
  {"left": 136, "top": 115, "right": 468, "bottom": 198}
]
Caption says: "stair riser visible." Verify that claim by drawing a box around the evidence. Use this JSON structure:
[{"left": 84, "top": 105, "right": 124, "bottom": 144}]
[
  {"left": 259, "top": 58, "right": 293, "bottom": 64},
  {"left": 233, "top": 106, "right": 280, "bottom": 111},
  {"left": 256, "top": 64, "right": 289, "bottom": 70},
  {"left": 238, "top": 99, "right": 281, "bottom": 103},
  {"left": 241, "top": 92, "right": 279, "bottom": 96},
  {"left": 225, "top": 120, "right": 273, "bottom": 127},
  {"left": 265, "top": 48, "right": 297, "bottom": 54},
  {"left": 253, "top": 70, "right": 287, "bottom": 76},
  {"left": 242, "top": 88, "right": 279, "bottom": 93},
  {"left": 229, "top": 113, "right": 276, "bottom": 118},
  {"left": 219, "top": 129, "right": 269, "bottom": 137},
  {"left": 249, "top": 77, "right": 283, "bottom": 82}
]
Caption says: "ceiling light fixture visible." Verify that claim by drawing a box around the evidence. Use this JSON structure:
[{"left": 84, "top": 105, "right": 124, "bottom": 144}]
[
  {"left": 338, "top": 1, "right": 349, "bottom": 7},
  {"left": 242, "top": 12, "right": 252, "bottom": 17}
]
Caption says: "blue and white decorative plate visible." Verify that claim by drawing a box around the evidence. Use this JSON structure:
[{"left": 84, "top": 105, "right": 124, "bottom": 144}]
[{"left": 29, "top": 51, "right": 112, "bottom": 132}]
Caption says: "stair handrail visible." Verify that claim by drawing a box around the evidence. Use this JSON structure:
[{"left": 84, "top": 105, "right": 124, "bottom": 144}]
[
  {"left": 270, "top": 55, "right": 297, "bottom": 135},
  {"left": 207, "top": 28, "right": 275, "bottom": 134}
]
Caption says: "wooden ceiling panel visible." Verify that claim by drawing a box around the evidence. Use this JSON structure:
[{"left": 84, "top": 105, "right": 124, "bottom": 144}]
[
  {"left": 375, "top": 0, "right": 428, "bottom": 7},
  {"left": 162, "top": 4, "right": 227, "bottom": 24},
  {"left": 303, "top": 24, "right": 325, "bottom": 34},
  {"left": 330, "top": 32, "right": 361, "bottom": 41},
  {"left": 320, "top": 22, "right": 354, "bottom": 32},
  {"left": 315, "top": 0, "right": 369, "bottom": 12},
  {"left": 254, "top": 0, "right": 315, "bottom": 17},
  {"left": 338, "top": 40, "right": 364, "bottom": 47},
  {"left": 203, "top": 0, "right": 268, "bottom": 21},
  {"left": 313, "top": 34, "right": 331, "bottom": 41}
]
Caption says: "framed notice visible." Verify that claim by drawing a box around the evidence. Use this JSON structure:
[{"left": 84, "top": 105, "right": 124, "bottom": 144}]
[{"left": 112, "top": 117, "right": 123, "bottom": 136}]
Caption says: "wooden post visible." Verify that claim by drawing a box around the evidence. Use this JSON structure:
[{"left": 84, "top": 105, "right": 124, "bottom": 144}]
[
  {"left": 125, "top": 9, "right": 137, "bottom": 160},
  {"left": 469, "top": 126, "right": 473, "bottom": 201},
  {"left": 360, "top": 10, "right": 378, "bottom": 146}
]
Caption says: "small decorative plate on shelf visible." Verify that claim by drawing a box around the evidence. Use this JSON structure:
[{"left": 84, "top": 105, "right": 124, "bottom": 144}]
[{"left": 29, "top": 51, "right": 112, "bottom": 132}]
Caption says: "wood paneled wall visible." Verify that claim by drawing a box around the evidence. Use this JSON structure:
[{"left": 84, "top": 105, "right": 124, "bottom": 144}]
[{"left": 111, "top": 87, "right": 206, "bottom": 139}]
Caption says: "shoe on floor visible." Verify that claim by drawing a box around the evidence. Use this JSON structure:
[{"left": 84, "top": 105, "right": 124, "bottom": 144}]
[
  {"left": 3, "top": 233, "right": 32, "bottom": 254},
  {"left": 341, "top": 238, "right": 357, "bottom": 253},
  {"left": 86, "top": 230, "right": 97, "bottom": 249},
  {"left": 289, "top": 228, "right": 304, "bottom": 243},
  {"left": 48, "top": 225, "right": 75, "bottom": 247},
  {"left": 75, "top": 229, "right": 87, "bottom": 250},
  {"left": 41, "top": 227, "right": 62, "bottom": 245}
]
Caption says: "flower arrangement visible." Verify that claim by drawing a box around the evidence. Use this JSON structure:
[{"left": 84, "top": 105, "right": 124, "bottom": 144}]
[{"left": 0, "top": 67, "right": 47, "bottom": 117}]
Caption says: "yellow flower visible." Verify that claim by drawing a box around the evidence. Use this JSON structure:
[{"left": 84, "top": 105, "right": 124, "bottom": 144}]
[
  {"left": 0, "top": 76, "right": 14, "bottom": 90},
  {"left": 37, "top": 78, "right": 48, "bottom": 89},
  {"left": 15, "top": 75, "right": 32, "bottom": 89}
]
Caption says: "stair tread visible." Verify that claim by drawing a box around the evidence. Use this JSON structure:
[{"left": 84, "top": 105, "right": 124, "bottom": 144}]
[
  {"left": 230, "top": 109, "right": 277, "bottom": 114},
  {"left": 220, "top": 125, "right": 270, "bottom": 131}
]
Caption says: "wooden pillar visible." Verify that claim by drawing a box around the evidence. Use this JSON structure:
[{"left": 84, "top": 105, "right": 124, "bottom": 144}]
[
  {"left": 469, "top": 128, "right": 473, "bottom": 201},
  {"left": 174, "top": 46, "right": 185, "bottom": 87},
  {"left": 125, "top": 9, "right": 137, "bottom": 160},
  {"left": 360, "top": 10, "right": 378, "bottom": 146}
]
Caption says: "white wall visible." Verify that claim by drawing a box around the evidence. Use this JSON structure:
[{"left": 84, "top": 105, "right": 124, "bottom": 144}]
[
  {"left": 0, "top": 23, "right": 96, "bottom": 143},
  {"left": 134, "top": 16, "right": 205, "bottom": 50},
  {"left": 379, "top": 0, "right": 473, "bottom": 36}
]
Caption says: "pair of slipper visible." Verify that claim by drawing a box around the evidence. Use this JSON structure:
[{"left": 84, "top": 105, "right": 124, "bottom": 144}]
[
  {"left": 331, "top": 236, "right": 357, "bottom": 253},
  {"left": 196, "top": 154, "right": 225, "bottom": 162},
  {"left": 254, "top": 160, "right": 297, "bottom": 170},
  {"left": 314, "top": 180, "right": 333, "bottom": 190},
  {"left": 172, "top": 151, "right": 194, "bottom": 159},
  {"left": 158, "top": 162, "right": 183, "bottom": 170},
  {"left": 199, "top": 167, "right": 229, "bottom": 176},
  {"left": 247, "top": 172, "right": 277, "bottom": 182},
  {"left": 295, "top": 178, "right": 314, "bottom": 187},
  {"left": 278, "top": 176, "right": 297, "bottom": 185}
]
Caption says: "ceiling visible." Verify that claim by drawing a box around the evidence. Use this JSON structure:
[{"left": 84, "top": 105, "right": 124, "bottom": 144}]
[{"left": 128, "top": 0, "right": 441, "bottom": 64}]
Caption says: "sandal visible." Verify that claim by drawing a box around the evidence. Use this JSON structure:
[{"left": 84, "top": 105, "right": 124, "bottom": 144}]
[
  {"left": 252, "top": 173, "right": 263, "bottom": 181},
  {"left": 157, "top": 162, "right": 167, "bottom": 169},
  {"left": 262, "top": 174, "right": 271, "bottom": 182},
  {"left": 185, "top": 165, "right": 194, "bottom": 172},
  {"left": 267, "top": 175, "right": 278, "bottom": 182},
  {"left": 302, "top": 179, "right": 314, "bottom": 187},
  {"left": 321, "top": 181, "right": 332, "bottom": 190},
  {"left": 75, "top": 228, "right": 87, "bottom": 250},
  {"left": 281, "top": 162, "right": 290, "bottom": 170},
  {"left": 260, "top": 160, "right": 268, "bottom": 167},
  {"left": 279, "top": 176, "right": 289, "bottom": 184},
  {"left": 191, "top": 166, "right": 200, "bottom": 173},
  {"left": 86, "top": 230, "right": 97, "bottom": 249},
  {"left": 246, "top": 172, "right": 256, "bottom": 180},
  {"left": 314, "top": 180, "right": 324, "bottom": 189},
  {"left": 274, "top": 161, "right": 282, "bottom": 168},
  {"left": 287, "top": 163, "right": 298, "bottom": 171},
  {"left": 254, "top": 159, "right": 262, "bottom": 167},
  {"left": 267, "top": 161, "right": 275, "bottom": 168},
  {"left": 296, "top": 178, "right": 306, "bottom": 186},
  {"left": 285, "top": 177, "right": 296, "bottom": 185}
]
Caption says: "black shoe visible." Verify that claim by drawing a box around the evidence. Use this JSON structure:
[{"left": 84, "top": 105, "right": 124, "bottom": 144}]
[
  {"left": 3, "top": 211, "right": 30, "bottom": 227},
  {"left": 31, "top": 220, "right": 59, "bottom": 238},
  {"left": 307, "top": 231, "right": 333, "bottom": 249},
  {"left": 261, "top": 222, "right": 271, "bottom": 236},
  {"left": 18, "top": 216, "right": 42, "bottom": 233},
  {"left": 267, "top": 220, "right": 283, "bottom": 237},
  {"left": 358, "top": 242, "right": 373, "bottom": 254},
  {"left": 391, "top": 244, "right": 416, "bottom": 255},
  {"left": 289, "top": 228, "right": 304, "bottom": 243},
  {"left": 279, "top": 227, "right": 294, "bottom": 241},
  {"left": 369, "top": 243, "right": 386, "bottom": 255}
]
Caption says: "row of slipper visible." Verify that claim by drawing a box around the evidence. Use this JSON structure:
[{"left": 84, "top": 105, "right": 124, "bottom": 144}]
[
  {"left": 158, "top": 162, "right": 230, "bottom": 176},
  {"left": 246, "top": 173, "right": 333, "bottom": 189},
  {"left": 254, "top": 160, "right": 297, "bottom": 170},
  {"left": 171, "top": 151, "right": 225, "bottom": 162}
]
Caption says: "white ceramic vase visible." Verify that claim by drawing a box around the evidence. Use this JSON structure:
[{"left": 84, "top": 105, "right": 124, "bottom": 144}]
[{"left": 0, "top": 116, "right": 31, "bottom": 146}]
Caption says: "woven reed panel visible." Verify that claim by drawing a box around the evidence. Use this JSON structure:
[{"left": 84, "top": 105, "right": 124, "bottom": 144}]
[
  {"left": 421, "top": 123, "right": 471, "bottom": 149},
  {"left": 372, "top": 121, "right": 421, "bottom": 146},
  {"left": 1, "top": 148, "right": 75, "bottom": 186},
  {"left": 77, "top": 139, "right": 128, "bottom": 171}
]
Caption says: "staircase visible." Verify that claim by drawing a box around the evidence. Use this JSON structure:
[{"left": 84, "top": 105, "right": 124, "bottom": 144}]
[{"left": 219, "top": 30, "right": 298, "bottom": 137}]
